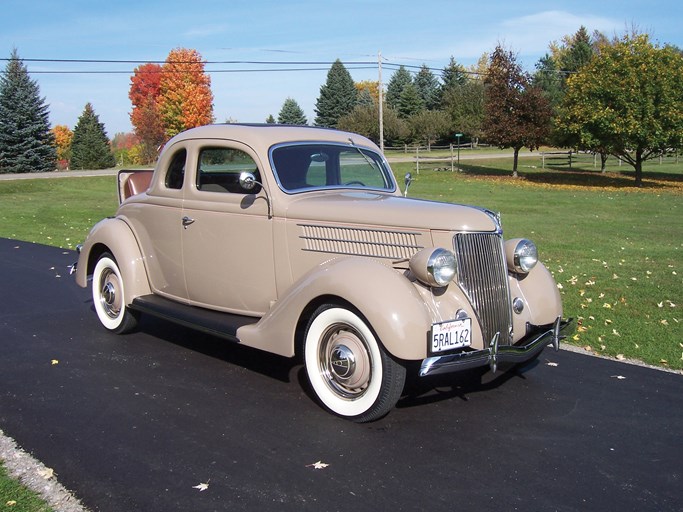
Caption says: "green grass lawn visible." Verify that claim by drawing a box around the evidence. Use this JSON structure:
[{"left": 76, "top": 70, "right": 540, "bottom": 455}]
[
  {"left": 0, "top": 462, "right": 53, "bottom": 512},
  {"left": 0, "top": 161, "right": 681, "bottom": 370}
]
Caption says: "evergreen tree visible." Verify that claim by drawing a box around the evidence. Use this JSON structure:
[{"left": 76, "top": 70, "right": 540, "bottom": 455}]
[
  {"left": 357, "top": 88, "right": 374, "bottom": 107},
  {"left": 397, "top": 83, "right": 424, "bottom": 119},
  {"left": 265, "top": 114, "right": 276, "bottom": 124},
  {"left": 441, "top": 56, "right": 468, "bottom": 91},
  {"left": 386, "top": 66, "right": 412, "bottom": 110},
  {"left": 414, "top": 64, "right": 440, "bottom": 110},
  {"left": 0, "top": 49, "right": 56, "bottom": 173},
  {"left": 278, "top": 98, "right": 308, "bottom": 125},
  {"left": 314, "top": 59, "right": 358, "bottom": 127},
  {"left": 70, "top": 103, "right": 115, "bottom": 170}
]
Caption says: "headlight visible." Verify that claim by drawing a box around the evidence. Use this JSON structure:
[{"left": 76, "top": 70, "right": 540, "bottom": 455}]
[
  {"left": 506, "top": 238, "right": 538, "bottom": 274},
  {"left": 409, "top": 248, "right": 457, "bottom": 287}
]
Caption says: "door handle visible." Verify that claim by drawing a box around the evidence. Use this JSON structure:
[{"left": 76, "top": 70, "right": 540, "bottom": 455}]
[{"left": 182, "top": 216, "right": 195, "bottom": 228}]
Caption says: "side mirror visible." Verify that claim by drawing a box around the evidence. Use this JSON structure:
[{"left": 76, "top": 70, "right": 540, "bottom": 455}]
[
  {"left": 403, "top": 172, "right": 412, "bottom": 197},
  {"left": 239, "top": 171, "right": 257, "bottom": 190},
  {"left": 238, "top": 171, "right": 272, "bottom": 219}
]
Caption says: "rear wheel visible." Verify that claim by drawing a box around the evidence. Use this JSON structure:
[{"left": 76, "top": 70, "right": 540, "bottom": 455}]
[
  {"left": 304, "top": 305, "right": 405, "bottom": 422},
  {"left": 92, "top": 253, "right": 139, "bottom": 334}
]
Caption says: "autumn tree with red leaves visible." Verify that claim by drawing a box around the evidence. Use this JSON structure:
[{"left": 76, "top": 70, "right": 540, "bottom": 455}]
[
  {"left": 158, "top": 48, "right": 214, "bottom": 139},
  {"left": 483, "top": 45, "right": 552, "bottom": 177},
  {"left": 129, "top": 50, "right": 214, "bottom": 163},
  {"left": 129, "top": 63, "right": 164, "bottom": 163}
]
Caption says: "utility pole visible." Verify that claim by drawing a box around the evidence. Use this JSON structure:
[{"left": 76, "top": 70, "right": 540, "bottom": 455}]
[{"left": 378, "top": 51, "right": 384, "bottom": 153}]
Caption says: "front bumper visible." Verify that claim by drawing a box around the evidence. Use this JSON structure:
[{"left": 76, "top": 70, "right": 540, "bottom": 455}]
[{"left": 419, "top": 316, "right": 574, "bottom": 377}]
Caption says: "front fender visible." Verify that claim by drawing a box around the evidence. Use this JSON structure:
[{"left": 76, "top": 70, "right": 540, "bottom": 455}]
[
  {"left": 75, "top": 218, "right": 151, "bottom": 303},
  {"left": 237, "top": 257, "right": 432, "bottom": 360},
  {"left": 508, "top": 262, "right": 563, "bottom": 340}
]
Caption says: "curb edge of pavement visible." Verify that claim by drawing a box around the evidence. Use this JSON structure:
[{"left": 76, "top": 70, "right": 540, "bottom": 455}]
[{"left": 0, "top": 428, "right": 89, "bottom": 512}]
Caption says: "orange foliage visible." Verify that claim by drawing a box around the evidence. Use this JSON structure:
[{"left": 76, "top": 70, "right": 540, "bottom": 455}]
[
  {"left": 129, "top": 63, "right": 165, "bottom": 148},
  {"left": 52, "top": 125, "right": 73, "bottom": 161},
  {"left": 158, "top": 48, "right": 214, "bottom": 138}
]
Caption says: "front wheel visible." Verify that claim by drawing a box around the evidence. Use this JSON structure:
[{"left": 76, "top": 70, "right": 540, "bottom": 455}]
[
  {"left": 92, "top": 253, "right": 139, "bottom": 334},
  {"left": 304, "top": 305, "right": 405, "bottom": 422}
]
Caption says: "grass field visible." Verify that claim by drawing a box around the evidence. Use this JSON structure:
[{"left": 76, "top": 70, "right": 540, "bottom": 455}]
[
  {"left": 0, "top": 159, "right": 681, "bottom": 370},
  {"left": 0, "top": 462, "right": 52, "bottom": 512}
]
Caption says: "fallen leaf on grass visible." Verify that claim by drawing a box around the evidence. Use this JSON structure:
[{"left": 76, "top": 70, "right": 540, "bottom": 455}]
[
  {"left": 193, "top": 482, "right": 209, "bottom": 491},
  {"left": 306, "top": 461, "right": 330, "bottom": 469},
  {"left": 6, "top": 500, "right": 17, "bottom": 506}
]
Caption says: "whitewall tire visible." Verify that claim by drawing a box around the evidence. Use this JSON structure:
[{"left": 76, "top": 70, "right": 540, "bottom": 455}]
[
  {"left": 92, "top": 253, "right": 139, "bottom": 334},
  {"left": 304, "top": 305, "right": 405, "bottom": 422}
]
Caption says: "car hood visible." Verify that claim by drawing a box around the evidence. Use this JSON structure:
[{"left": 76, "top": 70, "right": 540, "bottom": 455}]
[{"left": 282, "top": 191, "right": 498, "bottom": 232}]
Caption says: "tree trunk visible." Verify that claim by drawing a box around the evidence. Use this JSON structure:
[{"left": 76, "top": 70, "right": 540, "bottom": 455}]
[
  {"left": 600, "top": 152, "right": 608, "bottom": 172},
  {"left": 512, "top": 147, "right": 520, "bottom": 178},
  {"left": 635, "top": 149, "right": 643, "bottom": 187}
]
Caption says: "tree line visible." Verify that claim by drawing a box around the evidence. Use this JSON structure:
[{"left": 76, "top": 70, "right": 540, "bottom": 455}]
[{"left": 1, "top": 29, "right": 682, "bottom": 186}]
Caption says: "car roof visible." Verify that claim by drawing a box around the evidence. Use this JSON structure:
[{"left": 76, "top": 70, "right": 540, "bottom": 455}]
[{"left": 167, "top": 124, "right": 380, "bottom": 154}]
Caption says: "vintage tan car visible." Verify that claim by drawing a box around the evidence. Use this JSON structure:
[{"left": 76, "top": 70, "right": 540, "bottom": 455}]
[{"left": 74, "top": 124, "right": 572, "bottom": 422}]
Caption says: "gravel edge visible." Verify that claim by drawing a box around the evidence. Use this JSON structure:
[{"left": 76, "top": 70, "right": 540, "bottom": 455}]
[{"left": 0, "top": 429, "right": 89, "bottom": 512}]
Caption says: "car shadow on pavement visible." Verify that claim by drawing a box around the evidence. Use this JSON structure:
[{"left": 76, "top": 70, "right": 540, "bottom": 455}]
[
  {"left": 100, "top": 306, "right": 541, "bottom": 414},
  {"left": 397, "top": 360, "right": 535, "bottom": 409},
  {"left": 133, "top": 314, "right": 300, "bottom": 383}
]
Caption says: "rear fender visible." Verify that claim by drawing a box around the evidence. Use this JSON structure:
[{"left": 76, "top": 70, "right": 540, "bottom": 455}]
[
  {"left": 237, "top": 257, "right": 432, "bottom": 360},
  {"left": 75, "top": 218, "right": 151, "bottom": 303}
]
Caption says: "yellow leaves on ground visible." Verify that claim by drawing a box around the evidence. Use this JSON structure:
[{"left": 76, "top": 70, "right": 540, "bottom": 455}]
[{"left": 550, "top": 252, "right": 680, "bottom": 368}]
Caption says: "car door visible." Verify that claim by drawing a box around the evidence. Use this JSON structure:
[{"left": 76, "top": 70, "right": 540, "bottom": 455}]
[
  {"left": 180, "top": 143, "right": 276, "bottom": 316},
  {"left": 123, "top": 145, "right": 189, "bottom": 301}
]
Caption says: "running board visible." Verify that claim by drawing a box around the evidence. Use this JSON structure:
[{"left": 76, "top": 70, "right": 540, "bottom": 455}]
[{"left": 130, "top": 295, "right": 259, "bottom": 342}]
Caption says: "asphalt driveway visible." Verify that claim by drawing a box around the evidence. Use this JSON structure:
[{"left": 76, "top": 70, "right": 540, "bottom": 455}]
[{"left": 0, "top": 237, "right": 681, "bottom": 511}]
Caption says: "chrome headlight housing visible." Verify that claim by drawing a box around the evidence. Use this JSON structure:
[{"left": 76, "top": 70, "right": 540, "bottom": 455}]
[
  {"left": 409, "top": 248, "right": 457, "bottom": 287},
  {"left": 506, "top": 238, "right": 538, "bottom": 274}
]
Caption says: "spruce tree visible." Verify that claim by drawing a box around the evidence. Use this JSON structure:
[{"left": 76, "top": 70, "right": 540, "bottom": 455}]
[
  {"left": 70, "top": 103, "right": 115, "bottom": 170},
  {"left": 278, "top": 98, "right": 308, "bottom": 125},
  {"left": 314, "top": 59, "right": 358, "bottom": 128},
  {"left": 386, "top": 66, "right": 412, "bottom": 110},
  {"left": 414, "top": 64, "right": 440, "bottom": 110},
  {"left": 397, "top": 83, "right": 424, "bottom": 119},
  {"left": 0, "top": 49, "right": 56, "bottom": 173}
]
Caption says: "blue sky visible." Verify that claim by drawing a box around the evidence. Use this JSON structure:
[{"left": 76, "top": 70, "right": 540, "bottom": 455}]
[{"left": 2, "top": 0, "right": 681, "bottom": 136}]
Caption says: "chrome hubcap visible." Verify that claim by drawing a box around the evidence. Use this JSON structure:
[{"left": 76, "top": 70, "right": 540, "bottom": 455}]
[
  {"left": 99, "top": 268, "right": 121, "bottom": 319},
  {"left": 319, "top": 323, "right": 372, "bottom": 399}
]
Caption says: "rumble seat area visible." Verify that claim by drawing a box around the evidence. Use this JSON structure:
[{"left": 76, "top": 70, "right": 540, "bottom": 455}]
[{"left": 118, "top": 170, "right": 154, "bottom": 202}]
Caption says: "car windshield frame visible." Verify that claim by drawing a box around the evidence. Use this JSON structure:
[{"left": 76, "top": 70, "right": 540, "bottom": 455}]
[{"left": 269, "top": 141, "right": 396, "bottom": 194}]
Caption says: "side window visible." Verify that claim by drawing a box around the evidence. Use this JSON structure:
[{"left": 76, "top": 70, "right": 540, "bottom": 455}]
[
  {"left": 197, "top": 147, "right": 261, "bottom": 194},
  {"left": 165, "top": 149, "right": 186, "bottom": 190}
]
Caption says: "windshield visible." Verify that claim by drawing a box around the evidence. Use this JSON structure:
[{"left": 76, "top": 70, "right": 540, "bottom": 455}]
[{"left": 270, "top": 143, "right": 395, "bottom": 193}]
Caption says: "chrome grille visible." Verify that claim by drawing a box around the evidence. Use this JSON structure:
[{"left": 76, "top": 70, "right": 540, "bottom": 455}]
[{"left": 454, "top": 232, "right": 513, "bottom": 344}]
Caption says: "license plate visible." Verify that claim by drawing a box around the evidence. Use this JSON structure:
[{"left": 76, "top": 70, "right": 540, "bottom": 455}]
[{"left": 430, "top": 318, "right": 472, "bottom": 353}]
